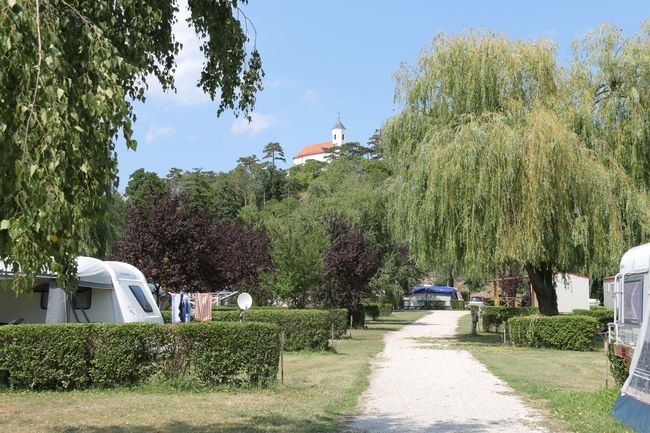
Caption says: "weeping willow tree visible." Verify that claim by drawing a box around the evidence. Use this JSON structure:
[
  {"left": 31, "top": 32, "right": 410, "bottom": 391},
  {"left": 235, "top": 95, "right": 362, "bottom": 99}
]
[
  {"left": 384, "top": 31, "right": 647, "bottom": 315},
  {"left": 567, "top": 22, "right": 650, "bottom": 189}
]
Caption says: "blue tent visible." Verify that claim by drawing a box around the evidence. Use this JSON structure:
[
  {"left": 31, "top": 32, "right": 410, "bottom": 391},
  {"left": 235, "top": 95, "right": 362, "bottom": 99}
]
[{"left": 412, "top": 285, "right": 457, "bottom": 295}]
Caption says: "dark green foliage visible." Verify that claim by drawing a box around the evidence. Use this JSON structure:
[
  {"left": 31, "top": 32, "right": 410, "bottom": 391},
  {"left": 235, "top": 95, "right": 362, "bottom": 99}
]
[
  {"left": 211, "top": 309, "right": 332, "bottom": 351},
  {"left": 508, "top": 315, "right": 598, "bottom": 351},
  {"left": 0, "top": 324, "right": 93, "bottom": 390},
  {"left": 379, "top": 303, "right": 394, "bottom": 316},
  {"left": 161, "top": 310, "right": 172, "bottom": 324},
  {"left": 0, "top": 322, "right": 279, "bottom": 390},
  {"left": 482, "top": 306, "right": 539, "bottom": 332},
  {"left": 607, "top": 343, "right": 629, "bottom": 386},
  {"left": 348, "top": 305, "right": 366, "bottom": 328},
  {"left": 173, "top": 322, "right": 279, "bottom": 386},
  {"left": 365, "top": 304, "right": 380, "bottom": 321},
  {"left": 90, "top": 323, "right": 169, "bottom": 387},
  {"left": 450, "top": 300, "right": 467, "bottom": 310},
  {"left": 328, "top": 308, "right": 349, "bottom": 339},
  {"left": 570, "top": 307, "right": 614, "bottom": 331}
]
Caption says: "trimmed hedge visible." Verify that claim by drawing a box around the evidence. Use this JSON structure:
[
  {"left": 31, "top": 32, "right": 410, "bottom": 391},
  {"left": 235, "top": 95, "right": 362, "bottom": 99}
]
[
  {"left": 482, "top": 306, "right": 538, "bottom": 332},
  {"left": 450, "top": 300, "right": 466, "bottom": 310},
  {"left": 328, "top": 309, "right": 348, "bottom": 338},
  {"left": 162, "top": 308, "right": 349, "bottom": 341},
  {"left": 365, "top": 304, "right": 380, "bottom": 320},
  {"left": 508, "top": 315, "right": 598, "bottom": 351},
  {"left": 212, "top": 309, "right": 332, "bottom": 351},
  {"left": 0, "top": 322, "right": 279, "bottom": 390},
  {"left": 570, "top": 307, "right": 614, "bottom": 331}
]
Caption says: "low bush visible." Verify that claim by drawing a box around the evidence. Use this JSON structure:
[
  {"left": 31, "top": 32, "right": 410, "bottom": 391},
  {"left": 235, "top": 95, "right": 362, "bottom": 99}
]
[
  {"left": 482, "top": 306, "right": 538, "bottom": 332},
  {"left": 379, "top": 303, "right": 394, "bottom": 316},
  {"left": 0, "top": 322, "right": 280, "bottom": 390},
  {"left": 607, "top": 343, "right": 629, "bottom": 386},
  {"left": 508, "top": 315, "right": 598, "bottom": 351},
  {"left": 328, "top": 308, "right": 348, "bottom": 339},
  {"left": 570, "top": 307, "right": 614, "bottom": 331},
  {"left": 365, "top": 304, "right": 380, "bottom": 320},
  {"left": 212, "top": 308, "right": 332, "bottom": 351},
  {"left": 450, "top": 300, "right": 466, "bottom": 310}
]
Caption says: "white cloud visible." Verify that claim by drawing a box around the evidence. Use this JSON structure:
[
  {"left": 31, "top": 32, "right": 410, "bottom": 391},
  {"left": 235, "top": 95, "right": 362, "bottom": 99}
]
[
  {"left": 230, "top": 113, "right": 278, "bottom": 137},
  {"left": 145, "top": 125, "right": 175, "bottom": 144}
]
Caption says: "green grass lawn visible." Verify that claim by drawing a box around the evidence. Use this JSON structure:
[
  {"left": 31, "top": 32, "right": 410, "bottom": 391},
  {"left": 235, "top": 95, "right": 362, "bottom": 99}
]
[
  {"left": 422, "top": 315, "right": 630, "bottom": 433},
  {"left": 0, "top": 311, "right": 428, "bottom": 433}
]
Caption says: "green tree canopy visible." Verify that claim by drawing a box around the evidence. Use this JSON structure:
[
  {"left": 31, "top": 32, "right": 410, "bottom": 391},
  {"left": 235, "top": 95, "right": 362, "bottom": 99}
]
[
  {"left": 568, "top": 23, "right": 650, "bottom": 188},
  {"left": 0, "top": 0, "right": 263, "bottom": 291},
  {"left": 262, "top": 142, "right": 285, "bottom": 168},
  {"left": 383, "top": 30, "right": 647, "bottom": 315}
]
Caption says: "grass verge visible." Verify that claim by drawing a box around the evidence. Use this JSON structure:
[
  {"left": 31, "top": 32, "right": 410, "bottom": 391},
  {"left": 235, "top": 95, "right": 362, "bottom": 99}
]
[
  {"left": 0, "top": 310, "right": 428, "bottom": 433},
  {"left": 421, "top": 315, "right": 628, "bottom": 433}
]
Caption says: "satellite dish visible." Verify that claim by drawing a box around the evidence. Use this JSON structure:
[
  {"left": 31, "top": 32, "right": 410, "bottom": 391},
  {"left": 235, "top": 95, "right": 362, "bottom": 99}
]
[{"left": 237, "top": 292, "right": 253, "bottom": 310}]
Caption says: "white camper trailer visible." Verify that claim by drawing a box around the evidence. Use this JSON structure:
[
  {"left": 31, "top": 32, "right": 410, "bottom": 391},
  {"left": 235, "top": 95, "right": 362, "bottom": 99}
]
[
  {"left": 0, "top": 257, "right": 163, "bottom": 324},
  {"left": 608, "top": 243, "right": 650, "bottom": 359},
  {"left": 609, "top": 243, "right": 650, "bottom": 432}
]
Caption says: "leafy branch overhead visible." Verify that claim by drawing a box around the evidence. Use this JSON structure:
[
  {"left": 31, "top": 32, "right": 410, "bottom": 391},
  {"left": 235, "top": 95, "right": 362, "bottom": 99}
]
[{"left": 0, "top": 0, "right": 263, "bottom": 291}]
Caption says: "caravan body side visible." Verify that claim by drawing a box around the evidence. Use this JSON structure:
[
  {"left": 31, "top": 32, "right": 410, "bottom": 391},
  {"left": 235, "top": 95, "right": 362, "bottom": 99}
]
[{"left": 0, "top": 257, "right": 162, "bottom": 324}]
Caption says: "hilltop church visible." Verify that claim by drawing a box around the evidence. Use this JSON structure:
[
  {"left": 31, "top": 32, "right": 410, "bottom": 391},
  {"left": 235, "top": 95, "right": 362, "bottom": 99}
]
[{"left": 292, "top": 118, "right": 346, "bottom": 166}]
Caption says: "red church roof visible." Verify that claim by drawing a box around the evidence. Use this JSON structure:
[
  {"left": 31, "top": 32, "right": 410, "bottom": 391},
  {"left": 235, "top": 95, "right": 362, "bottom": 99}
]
[{"left": 294, "top": 141, "right": 333, "bottom": 159}]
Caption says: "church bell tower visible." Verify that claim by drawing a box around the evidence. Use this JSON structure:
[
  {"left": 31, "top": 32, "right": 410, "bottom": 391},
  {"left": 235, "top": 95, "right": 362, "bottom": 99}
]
[{"left": 331, "top": 115, "right": 346, "bottom": 146}]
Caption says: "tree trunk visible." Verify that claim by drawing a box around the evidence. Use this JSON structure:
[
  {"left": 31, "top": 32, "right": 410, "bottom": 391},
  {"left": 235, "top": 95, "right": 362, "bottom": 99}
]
[
  {"left": 447, "top": 270, "right": 454, "bottom": 288},
  {"left": 525, "top": 263, "right": 558, "bottom": 316}
]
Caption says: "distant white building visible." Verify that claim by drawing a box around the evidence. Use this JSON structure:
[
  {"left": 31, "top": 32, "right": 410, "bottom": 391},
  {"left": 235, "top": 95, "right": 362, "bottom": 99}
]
[
  {"left": 530, "top": 273, "right": 590, "bottom": 313},
  {"left": 293, "top": 118, "right": 346, "bottom": 166}
]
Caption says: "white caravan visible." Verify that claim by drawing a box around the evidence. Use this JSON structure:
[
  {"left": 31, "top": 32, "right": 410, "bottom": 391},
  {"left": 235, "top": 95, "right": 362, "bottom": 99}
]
[
  {"left": 0, "top": 257, "right": 163, "bottom": 324},
  {"left": 607, "top": 243, "right": 650, "bottom": 359},
  {"left": 608, "top": 242, "right": 650, "bottom": 432}
]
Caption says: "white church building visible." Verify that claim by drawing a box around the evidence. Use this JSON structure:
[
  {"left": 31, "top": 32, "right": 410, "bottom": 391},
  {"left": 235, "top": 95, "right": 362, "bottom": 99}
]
[{"left": 292, "top": 118, "right": 346, "bottom": 166}]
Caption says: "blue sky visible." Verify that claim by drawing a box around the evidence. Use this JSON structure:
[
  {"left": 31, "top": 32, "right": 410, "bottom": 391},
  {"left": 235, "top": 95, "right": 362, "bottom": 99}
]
[{"left": 116, "top": 0, "right": 649, "bottom": 190}]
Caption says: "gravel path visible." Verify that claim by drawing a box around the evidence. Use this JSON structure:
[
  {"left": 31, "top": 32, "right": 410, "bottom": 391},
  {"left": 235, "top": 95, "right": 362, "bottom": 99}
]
[{"left": 350, "top": 311, "right": 549, "bottom": 433}]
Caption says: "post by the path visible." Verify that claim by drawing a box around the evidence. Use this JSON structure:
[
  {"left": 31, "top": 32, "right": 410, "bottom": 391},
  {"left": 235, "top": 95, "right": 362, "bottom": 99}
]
[{"left": 471, "top": 306, "right": 479, "bottom": 335}]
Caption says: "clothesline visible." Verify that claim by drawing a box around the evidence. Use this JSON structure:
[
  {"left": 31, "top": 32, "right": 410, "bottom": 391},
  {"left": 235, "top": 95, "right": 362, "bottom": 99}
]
[{"left": 169, "top": 292, "right": 218, "bottom": 323}]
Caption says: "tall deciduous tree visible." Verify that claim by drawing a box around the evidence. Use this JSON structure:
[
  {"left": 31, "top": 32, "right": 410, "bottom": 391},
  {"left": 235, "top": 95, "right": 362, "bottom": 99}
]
[
  {"left": 112, "top": 186, "right": 271, "bottom": 300},
  {"left": 383, "top": 31, "right": 647, "bottom": 315},
  {"left": 0, "top": 0, "right": 263, "bottom": 292},
  {"left": 323, "top": 217, "right": 380, "bottom": 326}
]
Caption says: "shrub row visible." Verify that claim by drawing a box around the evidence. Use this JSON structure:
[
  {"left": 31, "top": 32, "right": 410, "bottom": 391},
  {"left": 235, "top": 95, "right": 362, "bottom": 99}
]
[
  {"left": 450, "top": 300, "right": 466, "bottom": 310},
  {"left": 570, "top": 307, "right": 614, "bottom": 331},
  {"left": 0, "top": 322, "right": 279, "bottom": 390},
  {"left": 365, "top": 304, "right": 380, "bottom": 320},
  {"left": 162, "top": 307, "right": 349, "bottom": 345},
  {"left": 328, "top": 309, "right": 348, "bottom": 338},
  {"left": 508, "top": 315, "right": 598, "bottom": 351},
  {"left": 482, "top": 306, "right": 539, "bottom": 332},
  {"left": 211, "top": 309, "right": 333, "bottom": 351}
]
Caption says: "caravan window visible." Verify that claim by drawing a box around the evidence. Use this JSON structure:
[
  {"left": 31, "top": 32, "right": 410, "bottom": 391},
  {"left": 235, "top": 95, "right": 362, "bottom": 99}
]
[
  {"left": 623, "top": 277, "right": 643, "bottom": 323},
  {"left": 72, "top": 287, "right": 92, "bottom": 310},
  {"left": 129, "top": 285, "right": 153, "bottom": 313},
  {"left": 33, "top": 283, "right": 50, "bottom": 310}
]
